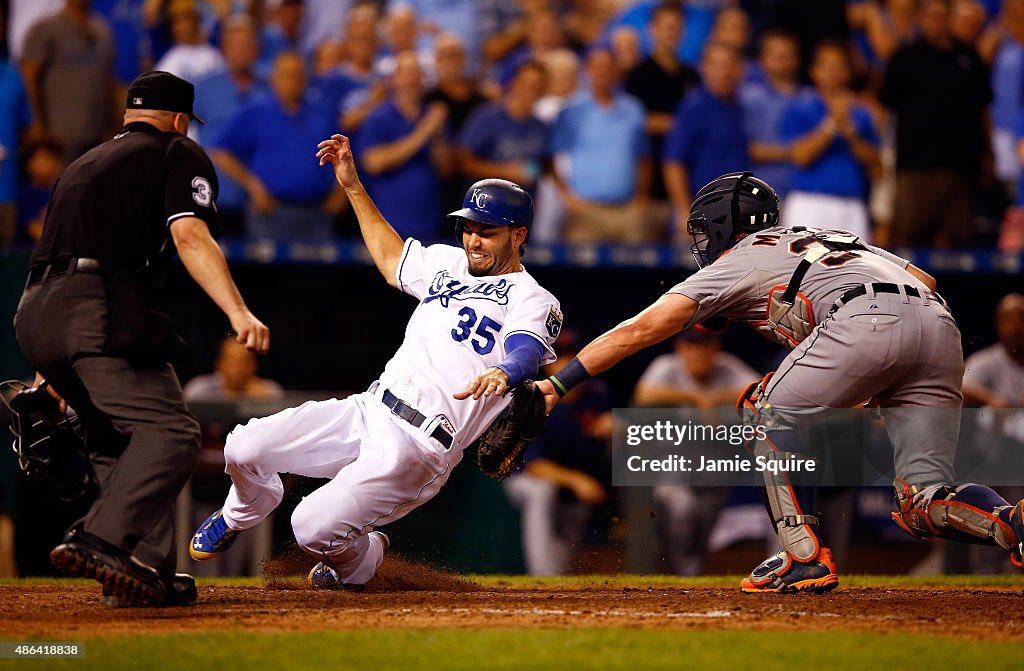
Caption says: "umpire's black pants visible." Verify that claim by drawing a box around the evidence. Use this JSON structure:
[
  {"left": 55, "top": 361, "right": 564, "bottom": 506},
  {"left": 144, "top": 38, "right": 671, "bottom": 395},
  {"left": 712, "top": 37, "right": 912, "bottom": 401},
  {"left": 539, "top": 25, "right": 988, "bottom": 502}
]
[{"left": 13, "top": 272, "right": 200, "bottom": 577}]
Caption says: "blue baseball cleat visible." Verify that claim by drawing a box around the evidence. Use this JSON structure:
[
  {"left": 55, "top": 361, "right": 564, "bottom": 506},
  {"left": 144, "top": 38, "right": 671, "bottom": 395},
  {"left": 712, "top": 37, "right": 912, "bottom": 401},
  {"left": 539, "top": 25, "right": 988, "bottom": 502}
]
[
  {"left": 190, "top": 509, "right": 241, "bottom": 561},
  {"left": 308, "top": 531, "right": 389, "bottom": 591},
  {"left": 307, "top": 562, "right": 342, "bottom": 590}
]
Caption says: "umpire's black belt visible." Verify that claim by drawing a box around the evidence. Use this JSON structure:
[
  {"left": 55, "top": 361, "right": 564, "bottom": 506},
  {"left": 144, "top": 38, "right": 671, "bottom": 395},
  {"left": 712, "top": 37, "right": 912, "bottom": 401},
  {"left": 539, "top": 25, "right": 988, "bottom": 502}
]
[
  {"left": 832, "top": 283, "right": 946, "bottom": 314},
  {"left": 25, "top": 257, "right": 102, "bottom": 287},
  {"left": 368, "top": 381, "right": 453, "bottom": 450}
]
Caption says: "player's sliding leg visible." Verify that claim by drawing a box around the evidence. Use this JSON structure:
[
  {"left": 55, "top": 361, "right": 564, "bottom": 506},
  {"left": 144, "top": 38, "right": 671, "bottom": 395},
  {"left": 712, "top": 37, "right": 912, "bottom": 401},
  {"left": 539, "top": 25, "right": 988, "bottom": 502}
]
[
  {"left": 191, "top": 398, "right": 365, "bottom": 561},
  {"left": 295, "top": 399, "right": 456, "bottom": 589},
  {"left": 740, "top": 426, "right": 838, "bottom": 594}
]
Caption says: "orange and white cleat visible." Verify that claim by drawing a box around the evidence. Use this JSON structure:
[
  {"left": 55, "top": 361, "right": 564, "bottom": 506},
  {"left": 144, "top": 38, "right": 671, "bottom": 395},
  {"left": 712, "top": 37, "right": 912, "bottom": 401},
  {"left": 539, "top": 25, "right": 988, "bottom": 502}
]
[{"left": 740, "top": 548, "right": 839, "bottom": 594}]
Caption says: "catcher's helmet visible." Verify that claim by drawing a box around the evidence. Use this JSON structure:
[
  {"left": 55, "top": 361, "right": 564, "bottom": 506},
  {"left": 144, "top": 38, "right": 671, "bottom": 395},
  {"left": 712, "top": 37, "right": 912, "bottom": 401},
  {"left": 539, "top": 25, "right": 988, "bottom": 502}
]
[
  {"left": 448, "top": 179, "right": 533, "bottom": 243},
  {"left": 686, "top": 172, "right": 779, "bottom": 267}
]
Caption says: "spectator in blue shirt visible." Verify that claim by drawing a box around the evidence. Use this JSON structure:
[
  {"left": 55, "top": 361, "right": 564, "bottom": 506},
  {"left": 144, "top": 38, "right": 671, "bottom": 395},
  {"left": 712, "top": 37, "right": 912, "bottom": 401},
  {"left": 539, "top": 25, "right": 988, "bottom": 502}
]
[
  {"left": 739, "top": 29, "right": 805, "bottom": 200},
  {"left": 987, "top": 2, "right": 1024, "bottom": 188},
  {"left": 331, "top": 6, "right": 387, "bottom": 135},
  {"left": 93, "top": 0, "right": 146, "bottom": 87},
  {"left": 194, "top": 15, "right": 269, "bottom": 236},
  {"left": 258, "top": 0, "right": 305, "bottom": 77},
  {"left": 211, "top": 52, "right": 346, "bottom": 241},
  {"left": 490, "top": 8, "right": 566, "bottom": 94},
  {"left": 551, "top": 47, "right": 652, "bottom": 243},
  {"left": 457, "top": 60, "right": 548, "bottom": 193},
  {"left": 0, "top": 53, "right": 31, "bottom": 247},
  {"left": 663, "top": 41, "right": 749, "bottom": 239},
  {"left": 781, "top": 40, "right": 880, "bottom": 241},
  {"left": 356, "top": 50, "right": 453, "bottom": 241},
  {"left": 998, "top": 112, "right": 1024, "bottom": 251},
  {"left": 388, "top": 0, "right": 482, "bottom": 69},
  {"left": 604, "top": 0, "right": 721, "bottom": 67}
]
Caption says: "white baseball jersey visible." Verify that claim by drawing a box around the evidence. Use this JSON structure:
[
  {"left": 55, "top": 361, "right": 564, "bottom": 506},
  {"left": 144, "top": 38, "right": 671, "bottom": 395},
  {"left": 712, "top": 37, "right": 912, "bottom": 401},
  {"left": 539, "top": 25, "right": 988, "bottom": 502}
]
[{"left": 377, "top": 238, "right": 562, "bottom": 448}]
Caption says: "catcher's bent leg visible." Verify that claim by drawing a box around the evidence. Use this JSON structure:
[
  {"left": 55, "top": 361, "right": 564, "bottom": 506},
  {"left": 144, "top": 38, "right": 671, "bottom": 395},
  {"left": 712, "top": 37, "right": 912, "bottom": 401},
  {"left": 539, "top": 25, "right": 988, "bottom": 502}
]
[
  {"left": 891, "top": 480, "right": 1022, "bottom": 564},
  {"left": 740, "top": 428, "right": 837, "bottom": 594}
]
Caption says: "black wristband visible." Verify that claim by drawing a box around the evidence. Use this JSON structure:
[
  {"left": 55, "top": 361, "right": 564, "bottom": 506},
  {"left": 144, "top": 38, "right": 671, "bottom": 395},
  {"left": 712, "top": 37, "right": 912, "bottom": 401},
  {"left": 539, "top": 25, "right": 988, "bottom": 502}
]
[{"left": 548, "top": 357, "right": 590, "bottom": 397}]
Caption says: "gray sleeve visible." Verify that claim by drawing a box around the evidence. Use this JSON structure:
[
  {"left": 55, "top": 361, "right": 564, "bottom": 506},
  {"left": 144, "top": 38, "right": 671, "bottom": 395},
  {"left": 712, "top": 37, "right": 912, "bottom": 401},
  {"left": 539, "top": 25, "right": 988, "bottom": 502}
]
[
  {"left": 865, "top": 244, "right": 911, "bottom": 269},
  {"left": 666, "top": 252, "right": 761, "bottom": 326}
]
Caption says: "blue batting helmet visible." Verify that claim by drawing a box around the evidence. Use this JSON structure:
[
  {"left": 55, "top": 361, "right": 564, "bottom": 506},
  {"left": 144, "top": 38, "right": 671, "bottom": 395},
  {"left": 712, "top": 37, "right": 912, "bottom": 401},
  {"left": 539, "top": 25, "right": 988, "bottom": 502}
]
[{"left": 448, "top": 179, "right": 534, "bottom": 242}]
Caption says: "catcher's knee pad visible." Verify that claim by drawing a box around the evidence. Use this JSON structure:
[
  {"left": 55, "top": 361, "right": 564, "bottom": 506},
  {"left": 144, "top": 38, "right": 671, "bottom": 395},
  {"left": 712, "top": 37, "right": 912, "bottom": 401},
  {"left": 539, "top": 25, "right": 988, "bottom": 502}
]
[
  {"left": 753, "top": 428, "right": 822, "bottom": 562},
  {"left": 892, "top": 479, "right": 1017, "bottom": 550}
]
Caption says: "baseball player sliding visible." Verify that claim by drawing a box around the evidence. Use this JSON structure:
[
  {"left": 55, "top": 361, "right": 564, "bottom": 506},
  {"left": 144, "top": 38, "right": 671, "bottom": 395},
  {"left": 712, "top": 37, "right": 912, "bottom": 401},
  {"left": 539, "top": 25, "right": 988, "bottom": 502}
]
[
  {"left": 190, "top": 134, "right": 561, "bottom": 589},
  {"left": 539, "top": 172, "right": 1024, "bottom": 593}
]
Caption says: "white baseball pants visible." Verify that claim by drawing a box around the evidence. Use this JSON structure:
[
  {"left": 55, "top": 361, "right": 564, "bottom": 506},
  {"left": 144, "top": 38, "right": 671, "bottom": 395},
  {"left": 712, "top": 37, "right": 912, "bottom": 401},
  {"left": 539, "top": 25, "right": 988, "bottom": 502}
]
[{"left": 219, "top": 392, "right": 458, "bottom": 585}]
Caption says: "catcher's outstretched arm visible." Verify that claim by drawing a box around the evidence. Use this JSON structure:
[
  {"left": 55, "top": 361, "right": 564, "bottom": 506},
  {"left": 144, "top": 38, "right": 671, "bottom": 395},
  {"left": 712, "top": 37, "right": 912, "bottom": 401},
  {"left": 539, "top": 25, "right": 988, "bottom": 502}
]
[
  {"left": 579, "top": 293, "right": 697, "bottom": 377},
  {"left": 542, "top": 294, "right": 697, "bottom": 409}
]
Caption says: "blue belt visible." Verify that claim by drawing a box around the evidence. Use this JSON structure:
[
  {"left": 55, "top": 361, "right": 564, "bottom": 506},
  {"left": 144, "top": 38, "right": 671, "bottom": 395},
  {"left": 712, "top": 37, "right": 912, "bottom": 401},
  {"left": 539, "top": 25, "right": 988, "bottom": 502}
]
[{"left": 369, "top": 382, "right": 453, "bottom": 450}]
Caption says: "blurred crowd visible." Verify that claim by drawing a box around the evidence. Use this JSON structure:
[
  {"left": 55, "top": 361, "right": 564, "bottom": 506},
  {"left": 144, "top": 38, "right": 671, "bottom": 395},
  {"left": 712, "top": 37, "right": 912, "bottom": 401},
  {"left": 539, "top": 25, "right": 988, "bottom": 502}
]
[{"left": 3, "top": 0, "right": 1024, "bottom": 249}]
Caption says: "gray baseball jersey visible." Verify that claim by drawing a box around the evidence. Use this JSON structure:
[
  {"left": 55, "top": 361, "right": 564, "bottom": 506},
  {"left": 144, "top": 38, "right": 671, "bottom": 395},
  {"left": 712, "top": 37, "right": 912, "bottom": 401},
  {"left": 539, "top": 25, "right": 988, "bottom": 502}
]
[
  {"left": 668, "top": 225, "right": 963, "bottom": 486},
  {"left": 668, "top": 226, "right": 922, "bottom": 336}
]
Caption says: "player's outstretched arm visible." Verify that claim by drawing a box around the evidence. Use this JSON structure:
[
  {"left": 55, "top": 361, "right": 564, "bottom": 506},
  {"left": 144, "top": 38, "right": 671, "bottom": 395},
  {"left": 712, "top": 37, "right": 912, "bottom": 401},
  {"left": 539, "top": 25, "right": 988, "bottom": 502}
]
[
  {"left": 317, "top": 134, "right": 404, "bottom": 288},
  {"left": 539, "top": 293, "right": 698, "bottom": 412}
]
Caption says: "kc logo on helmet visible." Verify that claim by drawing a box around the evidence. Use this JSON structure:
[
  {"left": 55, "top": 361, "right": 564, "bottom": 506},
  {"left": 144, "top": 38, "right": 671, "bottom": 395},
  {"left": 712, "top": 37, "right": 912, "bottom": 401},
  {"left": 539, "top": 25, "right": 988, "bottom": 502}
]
[{"left": 469, "top": 189, "right": 490, "bottom": 210}]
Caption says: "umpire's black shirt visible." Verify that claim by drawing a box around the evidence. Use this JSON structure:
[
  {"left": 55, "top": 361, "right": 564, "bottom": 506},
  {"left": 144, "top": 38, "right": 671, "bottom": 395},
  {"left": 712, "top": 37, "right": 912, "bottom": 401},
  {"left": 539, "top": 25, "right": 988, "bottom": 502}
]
[{"left": 31, "top": 122, "right": 220, "bottom": 268}]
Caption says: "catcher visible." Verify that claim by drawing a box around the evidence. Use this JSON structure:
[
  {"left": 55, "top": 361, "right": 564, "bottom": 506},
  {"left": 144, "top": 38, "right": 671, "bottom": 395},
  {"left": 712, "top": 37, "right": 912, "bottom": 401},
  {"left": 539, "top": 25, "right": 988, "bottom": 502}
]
[
  {"left": 539, "top": 172, "right": 1024, "bottom": 592},
  {"left": 189, "top": 134, "right": 558, "bottom": 589}
]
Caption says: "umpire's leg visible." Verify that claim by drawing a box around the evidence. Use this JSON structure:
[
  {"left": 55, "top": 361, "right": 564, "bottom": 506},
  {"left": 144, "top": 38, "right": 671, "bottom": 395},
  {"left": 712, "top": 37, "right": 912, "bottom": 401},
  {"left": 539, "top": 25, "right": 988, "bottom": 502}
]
[{"left": 72, "top": 357, "right": 200, "bottom": 569}]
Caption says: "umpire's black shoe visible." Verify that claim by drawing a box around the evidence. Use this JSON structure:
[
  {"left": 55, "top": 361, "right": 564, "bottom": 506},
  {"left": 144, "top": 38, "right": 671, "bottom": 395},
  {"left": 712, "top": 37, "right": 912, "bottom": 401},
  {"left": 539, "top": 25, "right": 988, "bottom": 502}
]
[
  {"left": 101, "top": 573, "right": 197, "bottom": 608},
  {"left": 50, "top": 528, "right": 167, "bottom": 607}
]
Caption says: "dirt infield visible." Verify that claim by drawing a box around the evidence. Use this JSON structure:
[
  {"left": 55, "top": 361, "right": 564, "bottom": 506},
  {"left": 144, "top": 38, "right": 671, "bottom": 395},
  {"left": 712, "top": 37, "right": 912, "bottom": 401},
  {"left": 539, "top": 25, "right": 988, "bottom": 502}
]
[{"left": 3, "top": 559, "right": 1023, "bottom": 642}]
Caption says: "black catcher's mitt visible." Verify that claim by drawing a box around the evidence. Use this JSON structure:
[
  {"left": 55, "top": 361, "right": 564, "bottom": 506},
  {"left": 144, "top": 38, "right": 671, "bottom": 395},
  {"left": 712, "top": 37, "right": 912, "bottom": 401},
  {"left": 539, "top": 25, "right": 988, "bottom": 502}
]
[
  {"left": 476, "top": 379, "right": 547, "bottom": 480},
  {"left": 2, "top": 380, "right": 93, "bottom": 501}
]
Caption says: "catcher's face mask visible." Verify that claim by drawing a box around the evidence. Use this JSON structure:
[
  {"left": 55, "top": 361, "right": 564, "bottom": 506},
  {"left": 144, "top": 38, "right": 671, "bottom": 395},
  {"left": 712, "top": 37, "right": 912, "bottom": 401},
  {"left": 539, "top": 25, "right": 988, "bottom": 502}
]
[
  {"left": 2, "top": 380, "right": 93, "bottom": 501},
  {"left": 687, "top": 212, "right": 713, "bottom": 268}
]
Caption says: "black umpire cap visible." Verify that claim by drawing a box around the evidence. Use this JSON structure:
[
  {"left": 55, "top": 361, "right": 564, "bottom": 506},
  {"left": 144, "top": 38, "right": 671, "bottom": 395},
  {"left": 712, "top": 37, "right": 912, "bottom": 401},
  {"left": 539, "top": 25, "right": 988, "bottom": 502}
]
[{"left": 125, "top": 71, "right": 205, "bottom": 124}]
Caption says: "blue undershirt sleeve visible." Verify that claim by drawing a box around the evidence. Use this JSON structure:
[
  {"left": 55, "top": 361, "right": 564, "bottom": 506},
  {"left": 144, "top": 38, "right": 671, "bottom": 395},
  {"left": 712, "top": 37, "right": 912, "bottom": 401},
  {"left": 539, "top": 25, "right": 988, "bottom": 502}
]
[{"left": 495, "top": 333, "right": 547, "bottom": 386}]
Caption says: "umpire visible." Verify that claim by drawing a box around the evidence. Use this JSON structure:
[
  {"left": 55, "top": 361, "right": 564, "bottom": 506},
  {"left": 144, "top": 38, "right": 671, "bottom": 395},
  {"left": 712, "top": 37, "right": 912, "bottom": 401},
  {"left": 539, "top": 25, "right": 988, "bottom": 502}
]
[{"left": 13, "top": 71, "right": 269, "bottom": 607}]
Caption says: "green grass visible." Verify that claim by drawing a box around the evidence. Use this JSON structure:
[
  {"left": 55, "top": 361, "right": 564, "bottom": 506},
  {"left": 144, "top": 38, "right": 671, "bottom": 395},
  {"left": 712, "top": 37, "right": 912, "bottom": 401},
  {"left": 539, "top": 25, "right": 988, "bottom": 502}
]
[{"left": 1, "top": 629, "right": 1019, "bottom": 671}]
